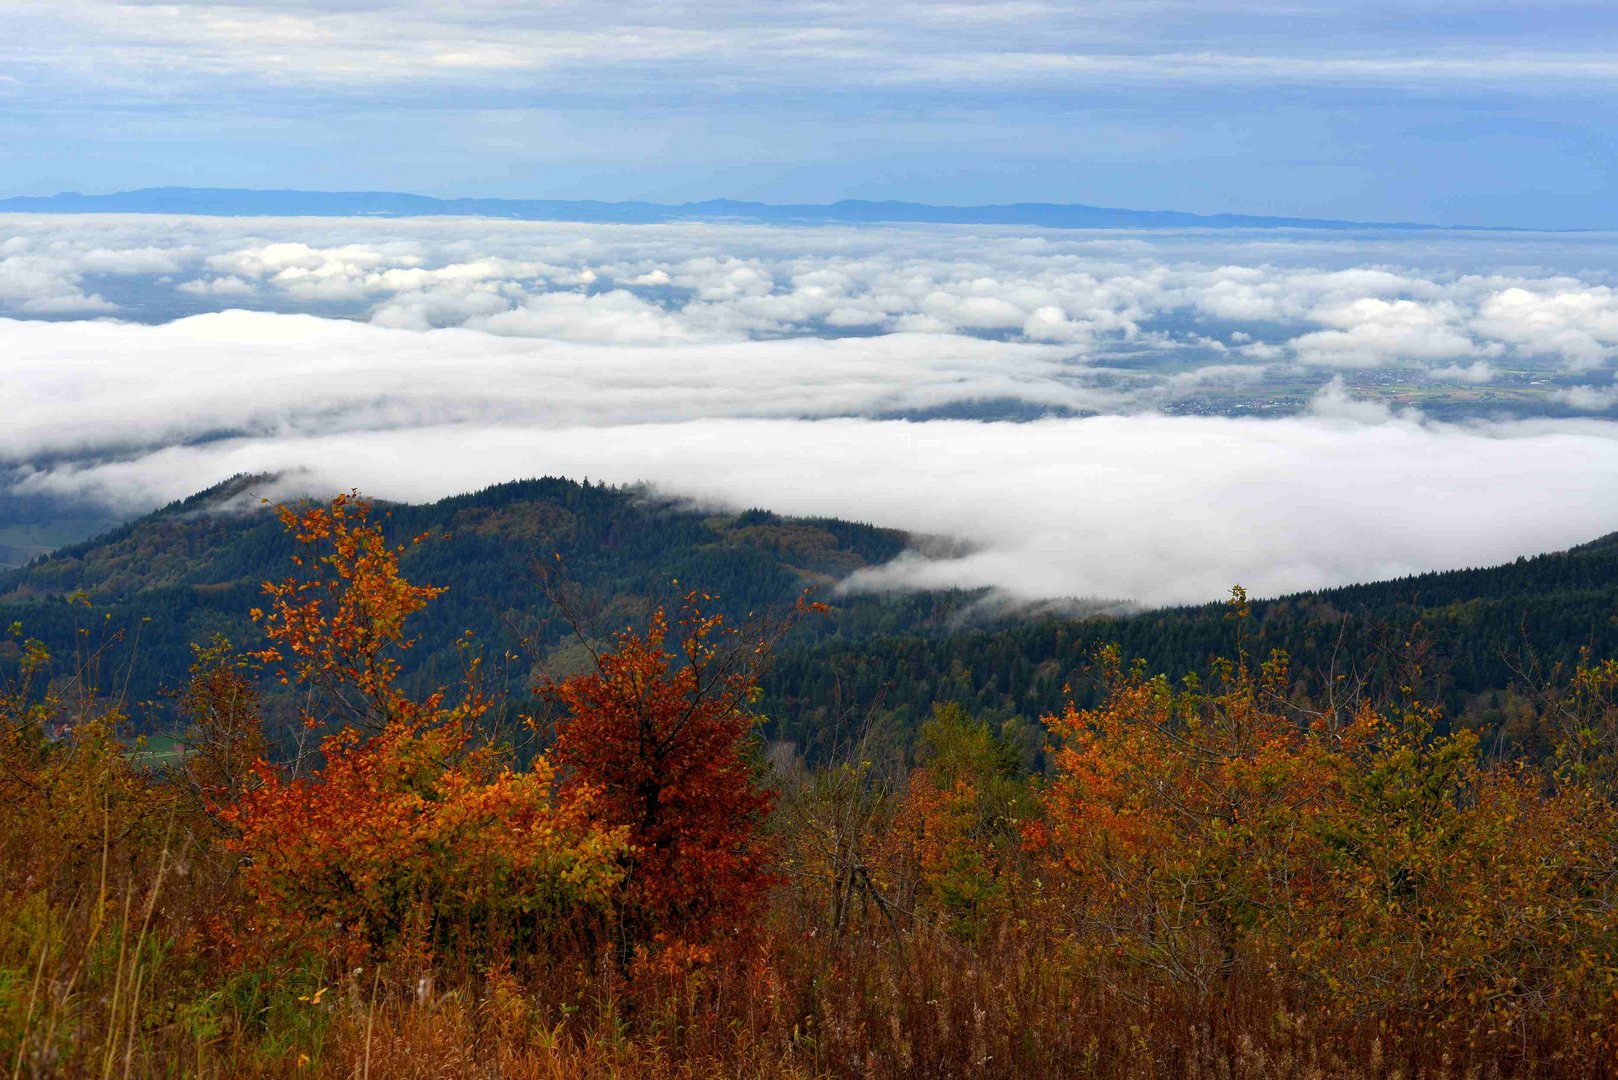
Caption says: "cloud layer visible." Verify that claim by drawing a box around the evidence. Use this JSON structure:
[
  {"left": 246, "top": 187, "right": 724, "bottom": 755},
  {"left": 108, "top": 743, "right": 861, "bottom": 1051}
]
[
  {"left": 7, "top": 215, "right": 1618, "bottom": 606},
  {"left": 5, "top": 273, "right": 1618, "bottom": 606},
  {"left": 6, "top": 214, "right": 1618, "bottom": 398},
  {"left": 0, "top": 311, "right": 1092, "bottom": 460},
  {"left": 17, "top": 412, "right": 1618, "bottom": 608}
]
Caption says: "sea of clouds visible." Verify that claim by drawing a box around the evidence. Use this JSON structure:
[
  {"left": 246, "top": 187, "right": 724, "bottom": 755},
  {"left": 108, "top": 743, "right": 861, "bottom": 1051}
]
[{"left": 6, "top": 213, "right": 1618, "bottom": 606}]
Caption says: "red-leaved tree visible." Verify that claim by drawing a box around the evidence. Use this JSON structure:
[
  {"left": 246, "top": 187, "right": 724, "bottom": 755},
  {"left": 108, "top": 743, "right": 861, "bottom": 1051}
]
[{"left": 546, "top": 593, "right": 818, "bottom": 959}]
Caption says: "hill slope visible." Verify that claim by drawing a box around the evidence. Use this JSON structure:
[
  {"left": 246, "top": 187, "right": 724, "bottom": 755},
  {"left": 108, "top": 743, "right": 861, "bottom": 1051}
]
[
  {"left": 769, "top": 538, "right": 1618, "bottom": 757},
  {"left": 4, "top": 475, "right": 1614, "bottom": 756},
  {"left": 0, "top": 475, "right": 948, "bottom": 722}
]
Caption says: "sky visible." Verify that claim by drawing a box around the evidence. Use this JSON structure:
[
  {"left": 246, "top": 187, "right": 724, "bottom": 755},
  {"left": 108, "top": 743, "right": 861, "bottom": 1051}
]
[{"left": 3, "top": 1, "right": 1616, "bottom": 227}]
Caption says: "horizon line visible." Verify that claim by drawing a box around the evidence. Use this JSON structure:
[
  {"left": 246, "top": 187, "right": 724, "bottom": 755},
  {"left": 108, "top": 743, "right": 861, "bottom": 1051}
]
[{"left": 0, "top": 185, "right": 1579, "bottom": 234}]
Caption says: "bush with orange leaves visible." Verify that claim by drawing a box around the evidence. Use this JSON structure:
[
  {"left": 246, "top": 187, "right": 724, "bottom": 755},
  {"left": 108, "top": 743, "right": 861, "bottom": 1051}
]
[
  {"left": 223, "top": 494, "right": 626, "bottom": 971},
  {"left": 1291, "top": 699, "right": 1618, "bottom": 1033},
  {"left": 1038, "top": 637, "right": 1330, "bottom": 992},
  {"left": 1037, "top": 590, "right": 1618, "bottom": 1041}
]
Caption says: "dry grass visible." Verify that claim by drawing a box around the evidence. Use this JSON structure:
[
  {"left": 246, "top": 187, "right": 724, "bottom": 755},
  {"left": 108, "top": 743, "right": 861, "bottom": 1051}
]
[
  {"left": 4, "top": 753, "right": 1615, "bottom": 1078},
  {"left": 242, "top": 917, "right": 1611, "bottom": 1080}
]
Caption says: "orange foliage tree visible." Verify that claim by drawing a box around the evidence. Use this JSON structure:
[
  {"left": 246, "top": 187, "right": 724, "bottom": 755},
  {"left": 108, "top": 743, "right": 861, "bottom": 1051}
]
[
  {"left": 1294, "top": 700, "right": 1618, "bottom": 1030},
  {"left": 1037, "top": 591, "right": 1618, "bottom": 1037},
  {"left": 224, "top": 494, "right": 625, "bottom": 970},
  {"left": 249, "top": 492, "right": 452, "bottom": 734},
  {"left": 1038, "top": 634, "right": 1330, "bottom": 991}
]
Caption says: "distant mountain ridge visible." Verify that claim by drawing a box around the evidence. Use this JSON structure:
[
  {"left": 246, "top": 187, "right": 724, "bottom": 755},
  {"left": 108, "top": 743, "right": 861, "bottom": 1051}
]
[{"left": 0, "top": 186, "right": 1529, "bottom": 232}]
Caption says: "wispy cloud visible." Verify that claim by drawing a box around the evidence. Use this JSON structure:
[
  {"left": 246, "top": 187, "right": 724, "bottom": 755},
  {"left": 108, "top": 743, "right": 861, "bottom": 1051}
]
[{"left": 9, "top": 2, "right": 1618, "bottom": 105}]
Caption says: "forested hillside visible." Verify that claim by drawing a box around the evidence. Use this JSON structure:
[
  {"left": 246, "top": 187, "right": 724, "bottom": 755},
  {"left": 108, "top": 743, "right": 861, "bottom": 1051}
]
[
  {"left": 770, "top": 534, "right": 1618, "bottom": 759},
  {"left": 0, "top": 475, "right": 951, "bottom": 729},
  {"left": 5, "top": 474, "right": 1615, "bottom": 760}
]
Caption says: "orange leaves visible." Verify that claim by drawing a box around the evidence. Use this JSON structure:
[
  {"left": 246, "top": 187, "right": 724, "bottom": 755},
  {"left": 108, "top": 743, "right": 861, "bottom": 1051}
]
[
  {"left": 229, "top": 497, "right": 823, "bottom": 972},
  {"left": 1042, "top": 642, "right": 1355, "bottom": 987},
  {"left": 888, "top": 704, "right": 1033, "bottom": 939},
  {"left": 1038, "top": 635, "right": 1618, "bottom": 1033},
  {"left": 225, "top": 492, "right": 625, "bottom": 970},
  {"left": 222, "top": 722, "right": 625, "bottom": 968},
  {"left": 251, "top": 493, "right": 451, "bottom": 733}
]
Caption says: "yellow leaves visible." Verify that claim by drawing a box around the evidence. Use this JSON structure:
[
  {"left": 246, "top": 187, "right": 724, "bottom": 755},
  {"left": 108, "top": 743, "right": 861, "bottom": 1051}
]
[
  {"left": 1057, "top": 645, "right": 1618, "bottom": 1025},
  {"left": 1224, "top": 584, "right": 1250, "bottom": 622},
  {"left": 252, "top": 493, "right": 474, "bottom": 734}
]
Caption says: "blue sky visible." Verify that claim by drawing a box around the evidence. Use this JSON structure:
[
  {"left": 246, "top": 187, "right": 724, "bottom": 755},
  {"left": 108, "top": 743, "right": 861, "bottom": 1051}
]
[{"left": 3, "top": 1, "right": 1616, "bottom": 227}]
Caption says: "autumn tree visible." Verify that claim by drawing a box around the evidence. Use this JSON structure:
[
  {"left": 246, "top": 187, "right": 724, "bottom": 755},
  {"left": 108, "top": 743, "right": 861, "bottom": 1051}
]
[
  {"left": 249, "top": 492, "right": 449, "bottom": 735},
  {"left": 0, "top": 622, "right": 167, "bottom": 897},
  {"left": 775, "top": 719, "right": 905, "bottom": 939},
  {"left": 547, "top": 592, "right": 817, "bottom": 956},
  {"left": 178, "top": 636, "right": 266, "bottom": 823},
  {"left": 226, "top": 494, "right": 626, "bottom": 970},
  {"left": 1038, "top": 596, "right": 1618, "bottom": 1041},
  {"left": 1295, "top": 699, "right": 1618, "bottom": 1030},
  {"left": 0, "top": 624, "right": 196, "bottom": 1076},
  {"left": 1537, "top": 648, "right": 1618, "bottom": 793},
  {"left": 888, "top": 703, "right": 1033, "bottom": 939},
  {"left": 1038, "top": 606, "right": 1332, "bottom": 991}
]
